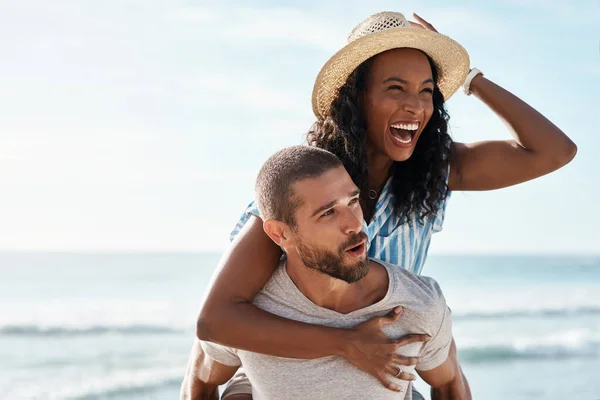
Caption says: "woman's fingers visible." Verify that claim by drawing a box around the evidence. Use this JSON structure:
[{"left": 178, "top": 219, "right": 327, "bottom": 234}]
[{"left": 412, "top": 13, "right": 439, "bottom": 32}]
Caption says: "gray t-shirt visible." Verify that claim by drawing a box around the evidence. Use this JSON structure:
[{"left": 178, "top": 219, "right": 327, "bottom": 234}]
[{"left": 202, "top": 260, "right": 452, "bottom": 400}]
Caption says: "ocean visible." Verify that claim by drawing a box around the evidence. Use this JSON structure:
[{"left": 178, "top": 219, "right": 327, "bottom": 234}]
[{"left": 1, "top": 253, "right": 599, "bottom": 400}]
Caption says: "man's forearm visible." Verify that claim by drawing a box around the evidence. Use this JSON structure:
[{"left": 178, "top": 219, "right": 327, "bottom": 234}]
[
  {"left": 180, "top": 363, "right": 220, "bottom": 400},
  {"left": 180, "top": 340, "right": 229, "bottom": 400},
  {"left": 430, "top": 370, "right": 472, "bottom": 400}
]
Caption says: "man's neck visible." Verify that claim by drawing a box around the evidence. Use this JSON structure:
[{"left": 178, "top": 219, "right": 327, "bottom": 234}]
[{"left": 284, "top": 257, "right": 389, "bottom": 314}]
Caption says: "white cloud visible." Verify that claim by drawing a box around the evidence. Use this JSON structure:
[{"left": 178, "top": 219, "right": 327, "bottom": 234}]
[
  {"left": 168, "top": 5, "right": 348, "bottom": 52},
  {"left": 581, "top": 63, "right": 600, "bottom": 77},
  {"left": 187, "top": 74, "right": 307, "bottom": 113},
  {"left": 168, "top": 4, "right": 512, "bottom": 52},
  {"left": 413, "top": 8, "right": 512, "bottom": 39},
  {"left": 223, "top": 7, "right": 347, "bottom": 52},
  {"left": 166, "top": 4, "right": 215, "bottom": 23},
  {"left": 499, "top": 0, "right": 599, "bottom": 26}
]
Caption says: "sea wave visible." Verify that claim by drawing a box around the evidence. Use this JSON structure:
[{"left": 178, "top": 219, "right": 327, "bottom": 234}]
[
  {"left": 3, "top": 306, "right": 599, "bottom": 338},
  {"left": 460, "top": 344, "right": 600, "bottom": 363},
  {"left": 0, "top": 324, "right": 183, "bottom": 337},
  {"left": 453, "top": 306, "right": 600, "bottom": 321},
  {"left": 69, "top": 376, "right": 181, "bottom": 400},
  {"left": 4, "top": 366, "right": 184, "bottom": 400},
  {"left": 459, "top": 329, "right": 600, "bottom": 363}
]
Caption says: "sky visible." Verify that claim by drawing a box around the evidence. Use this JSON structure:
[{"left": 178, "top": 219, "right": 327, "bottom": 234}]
[{"left": 0, "top": 0, "right": 598, "bottom": 254}]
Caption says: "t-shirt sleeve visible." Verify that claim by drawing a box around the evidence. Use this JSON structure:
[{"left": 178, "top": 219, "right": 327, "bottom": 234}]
[
  {"left": 229, "top": 201, "right": 262, "bottom": 242},
  {"left": 200, "top": 340, "right": 242, "bottom": 367},
  {"left": 416, "top": 305, "right": 453, "bottom": 371}
]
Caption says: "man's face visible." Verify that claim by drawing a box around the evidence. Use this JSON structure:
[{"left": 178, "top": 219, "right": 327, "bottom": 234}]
[{"left": 287, "top": 166, "right": 369, "bottom": 283}]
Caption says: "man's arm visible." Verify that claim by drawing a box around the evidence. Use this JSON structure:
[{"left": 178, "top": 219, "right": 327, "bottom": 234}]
[
  {"left": 412, "top": 280, "right": 471, "bottom": 400},
  {"left": 417, "top": 339, "right": 472, "bottom": 400},
  {"left": 180, "top": 339, "right": 239, "bottom": 400}
]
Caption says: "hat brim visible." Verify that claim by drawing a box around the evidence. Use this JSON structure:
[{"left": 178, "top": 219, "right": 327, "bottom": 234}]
[{"left": 312, "top": 27, "right": 470, "bottom": 118}]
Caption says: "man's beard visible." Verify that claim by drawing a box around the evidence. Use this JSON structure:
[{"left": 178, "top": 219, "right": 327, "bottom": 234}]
[{"left": 294, "top": 231, "right": 369, "bottom": 283}]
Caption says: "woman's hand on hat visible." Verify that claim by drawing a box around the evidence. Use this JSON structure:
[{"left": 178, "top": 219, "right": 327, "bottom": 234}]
[{"left": 410, "top": 13, "right": 438, "bottom": 33}]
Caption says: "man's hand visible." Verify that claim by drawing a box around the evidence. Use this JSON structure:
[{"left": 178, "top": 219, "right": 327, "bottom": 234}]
[{"left": 340, "top": 307, "right": 431, "bottom": 392}]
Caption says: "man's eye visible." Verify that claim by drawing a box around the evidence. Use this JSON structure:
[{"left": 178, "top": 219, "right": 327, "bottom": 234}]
[
  {"left": 349, "top": 198, "right": 359, "bottom": 205},
  {"left": 322, "top": 209, "right": 334, "bottom": 217},
  {"left": 388, "top": 85, "right": 403, "bottom": 91},
  {"left": 422, "top": 88, "right": 434, "bottom": 94}
]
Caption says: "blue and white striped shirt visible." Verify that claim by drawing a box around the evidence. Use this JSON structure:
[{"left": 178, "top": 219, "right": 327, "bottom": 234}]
[{"left": 230, "top": 178, "right": 450, "bottom": 276}]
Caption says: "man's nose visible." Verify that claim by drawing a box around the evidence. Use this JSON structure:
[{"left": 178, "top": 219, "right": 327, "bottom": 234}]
[{"left": 342, "top": 206, "right": 363, "bottom": 234}]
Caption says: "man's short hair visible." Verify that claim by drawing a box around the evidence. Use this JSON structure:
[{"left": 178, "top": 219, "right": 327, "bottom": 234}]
[{"left": 255, "top": 146, "right": 343, "bottom": 227}]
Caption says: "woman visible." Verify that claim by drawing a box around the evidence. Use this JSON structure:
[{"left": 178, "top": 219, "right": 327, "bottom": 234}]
[{"left": 182, "top": 11, "right": 576, "bottom": 400}]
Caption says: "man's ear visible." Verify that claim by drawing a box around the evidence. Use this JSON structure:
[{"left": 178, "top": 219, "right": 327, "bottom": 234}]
[{"left": 263, "top": 219, "right": 293, "bottom": 248}]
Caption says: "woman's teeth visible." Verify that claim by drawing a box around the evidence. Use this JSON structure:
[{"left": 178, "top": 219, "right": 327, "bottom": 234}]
[
  {"left": 391, "top": 123, "right": 419, "bottom": 131},
  {"left": 394, "top": 135, "right": 412, "bottom": 144},
  {"left": 390, "top": 123, "right": 419, "bottom": 144}
]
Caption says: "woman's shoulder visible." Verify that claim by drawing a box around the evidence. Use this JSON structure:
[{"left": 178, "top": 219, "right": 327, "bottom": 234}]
[{"left": 229, "top": 201, "right": 262, "bottom": 242}]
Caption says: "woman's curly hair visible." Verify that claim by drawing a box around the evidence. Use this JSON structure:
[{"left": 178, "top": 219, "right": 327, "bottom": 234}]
[{"left": 309, "top": 53, "right": 453, "bottom": 224}]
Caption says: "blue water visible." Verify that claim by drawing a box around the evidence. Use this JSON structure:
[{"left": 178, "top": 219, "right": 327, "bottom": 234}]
[{"left": 1, "top": 253, "right": 599, "bottom": 399}]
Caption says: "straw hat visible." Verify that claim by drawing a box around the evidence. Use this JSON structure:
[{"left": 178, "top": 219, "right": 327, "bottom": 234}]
[{"left": 312, "top": 11, "right": 470, "bottom": 119}]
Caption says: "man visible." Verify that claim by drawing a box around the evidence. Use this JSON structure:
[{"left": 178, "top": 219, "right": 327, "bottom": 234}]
[{"left": 184, "top": 146, "right": 469, "bottom": 399}]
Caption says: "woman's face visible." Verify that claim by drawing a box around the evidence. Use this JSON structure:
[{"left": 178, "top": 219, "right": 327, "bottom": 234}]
[{"left": 363, "top": 48, "right": 435, "bottom": 162}]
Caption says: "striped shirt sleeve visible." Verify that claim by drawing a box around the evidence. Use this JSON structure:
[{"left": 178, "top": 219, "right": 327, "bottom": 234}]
[
  {"left": 229, "top": 201, "right": 261, "bottom": 242},
  {"left": 432, "top": 190, "right": 451, "bottom": 233},
  {"left": 432, "top": 165, "right": 452, "bottom": 233}
]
